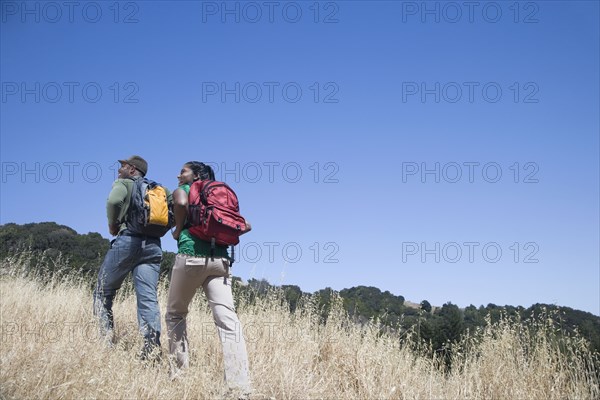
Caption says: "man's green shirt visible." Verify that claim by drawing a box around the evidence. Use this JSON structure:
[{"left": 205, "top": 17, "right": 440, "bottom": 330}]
[{"left": 106, "top": 178, "right": 135, "bottom": 234}]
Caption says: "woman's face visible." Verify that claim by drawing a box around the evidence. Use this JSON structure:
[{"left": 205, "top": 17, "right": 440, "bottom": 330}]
[{"left": 177, "top": 165, "right": 197, "bottom": 186}]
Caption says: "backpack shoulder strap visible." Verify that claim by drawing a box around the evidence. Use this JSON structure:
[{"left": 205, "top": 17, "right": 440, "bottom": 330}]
[{"left": 126, "top": 177, "right": 147, "bottom": 222}]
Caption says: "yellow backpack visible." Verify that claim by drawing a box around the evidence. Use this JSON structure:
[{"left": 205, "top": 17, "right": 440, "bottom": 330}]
[{"left": 127, "top": 177, "right": 173, "bottom": 237}]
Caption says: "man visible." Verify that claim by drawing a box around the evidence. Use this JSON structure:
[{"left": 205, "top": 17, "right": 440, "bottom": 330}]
[{"left": 93, "top": 155, "right": 170, "bottom": 359}]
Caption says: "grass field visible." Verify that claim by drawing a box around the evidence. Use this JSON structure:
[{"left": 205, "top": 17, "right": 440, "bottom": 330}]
[{"left": 1, "top": 259, "right": 598, "bottom": 400}]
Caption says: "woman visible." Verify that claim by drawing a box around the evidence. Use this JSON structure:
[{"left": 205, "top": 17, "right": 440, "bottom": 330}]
[{"left": 166, "top": 161, "right": 251, "bottom": 394}]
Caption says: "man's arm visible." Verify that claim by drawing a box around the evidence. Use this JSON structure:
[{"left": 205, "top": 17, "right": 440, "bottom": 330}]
[
  {"left": 171, "top": 187, "right": 188, "bottom": 241},
  {"left": 106, "top": 181, "right": 128, "bottom": 236}
]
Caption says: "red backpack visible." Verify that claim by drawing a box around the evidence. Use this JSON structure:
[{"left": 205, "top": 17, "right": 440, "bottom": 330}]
[{"left": 187, "top": 180, "right": 248, "bottom": 247}]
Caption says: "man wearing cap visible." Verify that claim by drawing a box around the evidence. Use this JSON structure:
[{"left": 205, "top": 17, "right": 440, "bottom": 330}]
[{"left": 93, "top": 155, "right": 169, "bottom": 360}]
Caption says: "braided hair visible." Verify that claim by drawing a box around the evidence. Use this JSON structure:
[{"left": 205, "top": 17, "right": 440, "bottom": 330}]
[{"left": 185, "top": 161, "right": 215, "bottom": 182}]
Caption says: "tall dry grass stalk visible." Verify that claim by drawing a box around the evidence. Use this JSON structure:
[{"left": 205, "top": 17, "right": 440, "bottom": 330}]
[{"left": 1, "top": 258, "right": 598, "bottom": 399}]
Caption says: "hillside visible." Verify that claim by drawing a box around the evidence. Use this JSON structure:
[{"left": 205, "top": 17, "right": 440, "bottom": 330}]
[
  {"left": 1, "top": 222, "right": 599, "bottom": 355},
  {"left": 2, "top": 274, "right": 598, "bottom": 399},
  {"left": 0, "top": 222, "right": 175, "bottom": 277}
]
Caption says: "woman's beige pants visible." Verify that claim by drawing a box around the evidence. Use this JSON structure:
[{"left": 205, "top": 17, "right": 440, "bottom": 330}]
[{"left": 165, "top": 254, "right": 250, "bottom": 391}]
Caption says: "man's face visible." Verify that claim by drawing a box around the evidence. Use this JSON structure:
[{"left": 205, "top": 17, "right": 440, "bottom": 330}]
[{"left": 118, "top": 162, "right": 136, "bottom": 179}]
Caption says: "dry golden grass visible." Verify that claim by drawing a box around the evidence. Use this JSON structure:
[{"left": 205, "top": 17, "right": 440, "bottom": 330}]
[{"left": 1, "top": 260, "right": 598, "bottom": 400}]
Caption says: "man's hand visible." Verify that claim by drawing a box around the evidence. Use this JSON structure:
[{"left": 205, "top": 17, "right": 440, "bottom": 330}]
[{"left": 109, "top": 223, "right": 120, "bottom": 236}]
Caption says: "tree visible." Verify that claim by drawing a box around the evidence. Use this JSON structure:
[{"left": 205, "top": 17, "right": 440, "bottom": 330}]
[
  {"left": 282, "top": 285, "right": 302, "bottom": 312},
  {"left": 436, "top": 302, "right": 465, "bottom": 346},
  {"left": 420, "top": 300, "right": 432, "bottom": 313}
]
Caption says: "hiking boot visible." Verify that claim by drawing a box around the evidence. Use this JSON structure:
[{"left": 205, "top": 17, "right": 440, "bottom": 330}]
[
  {"left": 139, "top": 329, "right": 162, "bottom": 364},
  {"left": 169, "top": 367, "right": 186, "bottom": 381},
  {"left": 222, "top": 388, "right": 274, "bottom": 400},
  {"left": 139, "top": 342, "right": 162, "bottom": 365}
]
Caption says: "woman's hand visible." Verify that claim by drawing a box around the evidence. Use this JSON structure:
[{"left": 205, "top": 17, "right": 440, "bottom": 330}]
[
  {"left": 172, "top": 228, "right": 181, "bottom": 241},
  {"left": 240, "top": 221, "right": 252, "bottom": 235}
]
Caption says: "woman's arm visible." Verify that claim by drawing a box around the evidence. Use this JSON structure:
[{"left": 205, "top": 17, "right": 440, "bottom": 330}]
[{"left": 172, "top": 187, "right": 188, "bottom": 240}]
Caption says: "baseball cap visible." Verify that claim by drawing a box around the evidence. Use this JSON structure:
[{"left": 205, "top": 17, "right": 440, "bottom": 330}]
[{"left": 118, "top": 155, "right": 148, "bottom": 176}]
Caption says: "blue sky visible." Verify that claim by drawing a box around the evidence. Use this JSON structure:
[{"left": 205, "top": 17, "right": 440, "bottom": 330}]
[{"left": 1, "top": 1, "right": 599, "bottom": 315}]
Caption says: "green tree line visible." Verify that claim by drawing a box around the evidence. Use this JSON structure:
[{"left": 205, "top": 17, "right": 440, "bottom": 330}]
[
  {"left": 0, "top": 222, "right": 174, "bottom": 277},
  {"left": 2, "top": 222, "right": 598, "bottom": 356}
]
